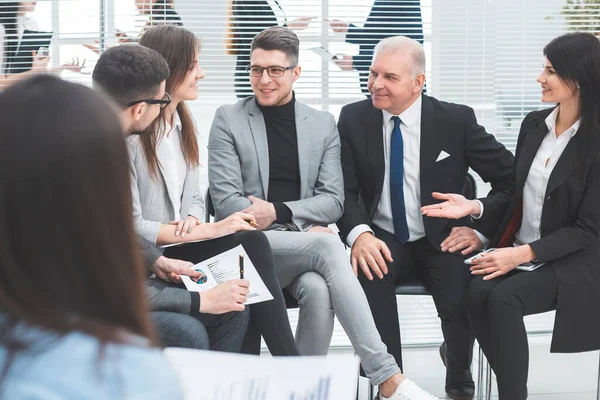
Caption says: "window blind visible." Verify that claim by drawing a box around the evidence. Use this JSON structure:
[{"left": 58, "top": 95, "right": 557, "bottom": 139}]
[{"left": 1, "top": 0, "right": 596, "bottom": 189}]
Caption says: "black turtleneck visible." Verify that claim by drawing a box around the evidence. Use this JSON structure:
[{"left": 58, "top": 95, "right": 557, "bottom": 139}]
[{"left": 257, "top": 93, "right": 299, "bottom": 224}]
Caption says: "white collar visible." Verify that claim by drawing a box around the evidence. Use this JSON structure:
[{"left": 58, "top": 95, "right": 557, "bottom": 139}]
[
  {"left": 166, "top": 111, "right": 182, "bottom": 134},
  {"left": 381, "top": 95, "right": 422, "bottom": 127},
  {"left": 544, "top": 106, "right": 581, "bottom": 138}
]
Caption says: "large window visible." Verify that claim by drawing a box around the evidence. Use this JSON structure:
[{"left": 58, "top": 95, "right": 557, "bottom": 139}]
[{"left": 3, "top": 0, "right": 596, "bottom": 186}]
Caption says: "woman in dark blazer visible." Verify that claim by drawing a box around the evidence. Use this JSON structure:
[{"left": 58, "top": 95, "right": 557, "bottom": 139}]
[{"left": 421, "top": 32, "right": 600, "bottom": 400}]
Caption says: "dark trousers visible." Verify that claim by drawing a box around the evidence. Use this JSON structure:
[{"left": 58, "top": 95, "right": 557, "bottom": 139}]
[
  {"left": 150, "top": 310, "right": 248, "bottom": 352},
  {"left": 359, "top": 225, "right": 474, "bottom": 377},
  {"left": 165, "top": 230, "right": 299, "bottom": 356},
  {"left": 466, "top": 267, "right": 558, "bottom": 400}
]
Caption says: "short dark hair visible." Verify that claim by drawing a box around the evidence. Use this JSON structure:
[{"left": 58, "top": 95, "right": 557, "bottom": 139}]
[
  {"left": 92, "top": 45, "right": 170, "bottom": 108},
  {"left": 0, "top": 75, "right": 155, "bottom": 351},
  {"left": 251, "top": 26, "right": 299, "bottom": 66}
]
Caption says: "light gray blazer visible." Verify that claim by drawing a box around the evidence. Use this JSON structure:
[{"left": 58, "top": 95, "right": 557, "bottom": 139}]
[
  {"left": 127, "top": 134, "right": 205, "bottom": 248},
  {"left": 208, "top": 97, "right": 344, "bottom": 230}
]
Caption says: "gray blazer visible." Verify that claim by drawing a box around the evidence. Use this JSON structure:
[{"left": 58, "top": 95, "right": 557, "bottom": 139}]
[
  {"left": 127, "top": 134, "right": 205, "bottom": 249},
  {"left": 208, "top": 97, "right": 344, "bottom": 230}
]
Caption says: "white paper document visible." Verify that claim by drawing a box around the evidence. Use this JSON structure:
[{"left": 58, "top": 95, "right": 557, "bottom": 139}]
[
  {"left": 164, "top": 348, "right": 360, "bottom": 400},
  {"left": 180, "top": 245, "right": 273, "bottom": 305}
]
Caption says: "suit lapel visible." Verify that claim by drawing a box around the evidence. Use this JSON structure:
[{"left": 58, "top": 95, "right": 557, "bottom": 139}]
[
  {"left": 545, "top": 133, "right": 580, "bottom": 197},
  {"left": 419, "top": 95, "right": 436, "bottom": 199},
  {"left": 248, "top": 100, "right": 270, "bottom": 197},
  {"left": 515, "top": 117, "right": 548, "bottom": 191},
  {"left": 295, "top": 102, "right": 312, "bottom": 199},
  {"left": 366, "top": 104, "right": 385, "bottom": 216}
]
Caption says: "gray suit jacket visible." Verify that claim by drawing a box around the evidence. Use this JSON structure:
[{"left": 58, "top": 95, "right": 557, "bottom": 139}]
[
  {"left": 127, "top": 134, "right": 205, "bottom": 248},
  {"left": 208, "top": 97, "right": 344, "bottom": 230}
]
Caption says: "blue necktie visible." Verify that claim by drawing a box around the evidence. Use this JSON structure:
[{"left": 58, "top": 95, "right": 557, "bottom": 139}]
[{"left": 390, "top": 116, "right": 409, "bottom": 244}]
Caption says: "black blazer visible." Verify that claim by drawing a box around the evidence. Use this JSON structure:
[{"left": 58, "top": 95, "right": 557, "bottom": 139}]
[
  {"left": 345, "top": 0, "right": 423, "bottom": 95},
  {"left": 337, "top": 95, "right": 514, "bottom": 248},
  {"left": 230, "top": 0, "right": 280, "bottom": 96},
  {"left": 479, "top": 108, "right": 600, "bottom": 353}
]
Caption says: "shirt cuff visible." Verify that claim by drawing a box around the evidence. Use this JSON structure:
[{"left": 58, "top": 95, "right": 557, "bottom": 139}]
[
  {"left": 273, "top": 202, "right": 293, "bottom": 224},
  {"left": 189, "top": 292, "right": 200, "bottom": 315},
  {"left": 473, "top": 229, "right": 490, "bottom": 249},
  {"left": 471, "top": 200, "right": 484, "bottom": 219},
  {"left": 346, "top": 224, "right": 374, "bottom": 248}
]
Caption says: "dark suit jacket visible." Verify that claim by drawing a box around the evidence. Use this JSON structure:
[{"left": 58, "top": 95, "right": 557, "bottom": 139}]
[
  {"left": 231, "top": 0, "right": 280, "bottom": 97},
  {"left": 479, "top": 108, "right": 600, "bottom": 353},
  {"left": 337, "top": 95, "right": 514, "bottom": 248},
  {"left": 150, "top": 0, "right": 183, "bottom": 26},
  {"left": 345, "top": 0, "right": 423, "bottom": 94}
]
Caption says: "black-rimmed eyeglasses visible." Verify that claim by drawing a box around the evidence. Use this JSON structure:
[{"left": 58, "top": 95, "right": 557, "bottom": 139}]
[
  {"left": 246, "top": 65, "right": 296, "bottom": 77},
  {"left": 127, "top": 92, "right": 171, "bottom": 109}
]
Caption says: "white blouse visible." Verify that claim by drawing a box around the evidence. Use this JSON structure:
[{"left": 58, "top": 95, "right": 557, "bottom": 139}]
[
  {"left": 516, "top": 107, "right": 580, "bottom": 244},
  {"left": 156, "top": 112, "right": 187, "bottom": 221}
]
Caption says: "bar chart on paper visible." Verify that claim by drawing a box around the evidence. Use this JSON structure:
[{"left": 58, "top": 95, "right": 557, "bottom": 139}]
[{"left": 163, "top": 349, "right": 358, "bottom": 400}]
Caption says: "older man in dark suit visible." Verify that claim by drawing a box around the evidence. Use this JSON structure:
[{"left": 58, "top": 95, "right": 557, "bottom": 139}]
[{"left": 337, "top": 36, "right": 514, "bottom": 399}]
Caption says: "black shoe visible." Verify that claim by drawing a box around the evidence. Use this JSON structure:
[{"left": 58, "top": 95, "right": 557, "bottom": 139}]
[{"left": 439, "top": 342, "right": 475, "bottom": 400}]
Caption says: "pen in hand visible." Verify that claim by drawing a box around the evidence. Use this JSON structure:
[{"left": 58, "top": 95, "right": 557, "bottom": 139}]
[
  {"left": 245, "top": 219, "right": 260, "bottom": 229},
  {"left": 239, "top": 254, "right": 244, "bottom": 279}
]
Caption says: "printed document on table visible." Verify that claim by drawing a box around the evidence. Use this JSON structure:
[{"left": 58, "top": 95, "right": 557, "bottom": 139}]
[{"left": 180, "top": 244, "right": 273, "bottom": 305}]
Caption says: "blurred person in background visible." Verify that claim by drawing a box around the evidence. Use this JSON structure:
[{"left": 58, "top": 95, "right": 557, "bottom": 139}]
[
  {"left": 328, "top": 0, "right": 423, "bottom": 95},
  {"left": 225, "top": 0, "right": 313, "bottom": 98},
  {"left": 0, "top": 1, "right": 81, "bottom": 89},
  {"left": 84, "top": 0, "right": 182, "bottom": 54}
]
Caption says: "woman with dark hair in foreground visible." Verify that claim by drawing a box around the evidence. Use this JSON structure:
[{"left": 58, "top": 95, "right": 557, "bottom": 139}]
[
  {"left": 422, "top": 32, "right": 600, "bottom": 399},
  {"left": 0, "top": 75, "right": 182, "bottom": 399}
]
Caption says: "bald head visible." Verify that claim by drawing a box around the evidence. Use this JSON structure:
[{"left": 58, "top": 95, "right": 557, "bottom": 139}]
[{"left": 374, "top": 36, "right": 425, "bottom": 78}]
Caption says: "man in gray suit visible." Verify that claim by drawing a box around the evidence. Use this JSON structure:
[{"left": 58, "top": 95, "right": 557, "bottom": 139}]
[
  {"left": 93, "top": 45, "right": 249, "bottom": 351},
  {"left": 208, "top": 26, "right": 437, "bottom": 400}
]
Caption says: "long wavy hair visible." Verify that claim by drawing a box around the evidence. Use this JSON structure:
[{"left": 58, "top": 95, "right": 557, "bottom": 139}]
[
  {"left": 138, "top": 24, "right": 200, "bottom": 179},
  {"left": 544, "top": 32, "right": 600, "bottom": 174}
]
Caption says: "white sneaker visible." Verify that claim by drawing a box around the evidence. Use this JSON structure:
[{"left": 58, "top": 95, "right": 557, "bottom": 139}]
[{"left": 381, "top": 379, "right": 440, "bottom": 400}]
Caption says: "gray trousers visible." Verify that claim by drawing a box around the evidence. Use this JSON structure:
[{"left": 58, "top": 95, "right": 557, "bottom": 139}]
[
  {"left": 264, "top": 231, "right": 401, "bottom": 385},
  {"left": 149, "top": 296, "right": 249, "bottom": 353}
]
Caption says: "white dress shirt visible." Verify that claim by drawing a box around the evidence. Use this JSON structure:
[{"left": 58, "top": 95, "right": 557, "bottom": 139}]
[
  {"left": 347, "top": 96, "right": 426, "bottom": 246},
  {"left": 156, "top": 112, "right": 187, "bottom": 221},
  {"left": 515, "top": 107, "right": 580, "bottom": 245}
]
